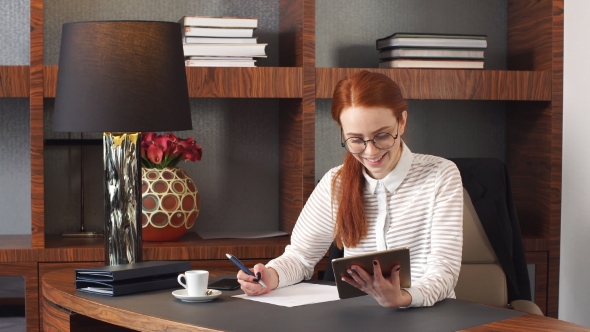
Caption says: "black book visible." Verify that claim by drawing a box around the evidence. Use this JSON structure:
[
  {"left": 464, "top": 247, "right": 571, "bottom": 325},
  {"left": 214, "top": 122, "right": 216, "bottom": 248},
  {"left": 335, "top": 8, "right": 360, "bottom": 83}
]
[{"left": 75, "top": 260, "right": 190, "bottom": 296}]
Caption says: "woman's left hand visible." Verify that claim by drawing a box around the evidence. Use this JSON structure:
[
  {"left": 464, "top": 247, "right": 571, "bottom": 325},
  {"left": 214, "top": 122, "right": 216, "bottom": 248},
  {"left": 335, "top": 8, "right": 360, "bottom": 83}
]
[{"left": 341, "top": 260, "right": 412, "bottom": 308}]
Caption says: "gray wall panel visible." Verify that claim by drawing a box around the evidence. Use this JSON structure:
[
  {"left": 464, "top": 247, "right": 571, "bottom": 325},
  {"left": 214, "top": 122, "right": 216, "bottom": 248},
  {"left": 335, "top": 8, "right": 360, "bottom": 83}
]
[
  {"left": 44, "top": 0, "right": 279, "bottom": 66},
  {"left": 0, "top": 0, "right": 29, "bottom": 65},
  {"left": 316, "top": 0, "right": 506, "bottom": 69},
  {"left": 44, "top": 99, "right": 279, "bottom": 234},
  {"left": 0, "top": 99, "right": 31, "bottom": 235}
]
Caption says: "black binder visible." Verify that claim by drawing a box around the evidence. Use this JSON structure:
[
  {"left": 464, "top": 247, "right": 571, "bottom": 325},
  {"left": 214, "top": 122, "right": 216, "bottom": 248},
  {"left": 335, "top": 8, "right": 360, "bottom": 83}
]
[{"left": 75, "top": 260, "right": 190, "bottom": 296}]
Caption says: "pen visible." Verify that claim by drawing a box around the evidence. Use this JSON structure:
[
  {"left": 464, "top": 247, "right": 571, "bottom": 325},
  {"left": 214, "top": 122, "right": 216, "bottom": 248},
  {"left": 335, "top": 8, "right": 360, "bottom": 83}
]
[{"left": 226, "top": 253, "right": 267, "bottom": 289}]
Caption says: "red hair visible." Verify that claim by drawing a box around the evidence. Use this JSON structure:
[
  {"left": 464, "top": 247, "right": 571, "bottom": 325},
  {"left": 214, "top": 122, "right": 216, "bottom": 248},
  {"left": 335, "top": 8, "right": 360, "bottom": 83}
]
[{"left": 330, "top": 70, "right": 408, "bottom": 248}]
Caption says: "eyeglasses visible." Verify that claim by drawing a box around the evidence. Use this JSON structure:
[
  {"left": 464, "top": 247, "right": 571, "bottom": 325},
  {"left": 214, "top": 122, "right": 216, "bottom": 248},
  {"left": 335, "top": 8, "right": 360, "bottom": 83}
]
[{"left": 341, "top": 121, "right": 400, "bottom": 154}]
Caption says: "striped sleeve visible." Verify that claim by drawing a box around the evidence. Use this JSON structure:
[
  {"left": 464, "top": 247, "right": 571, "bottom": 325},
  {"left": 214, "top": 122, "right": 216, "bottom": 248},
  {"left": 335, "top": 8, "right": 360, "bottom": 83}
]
[
  {"left": 266, "top": 168, "right": 338, "bottom": 288},
  {"left": 404, "top": 160, "right": 463, "bottom": 307}
]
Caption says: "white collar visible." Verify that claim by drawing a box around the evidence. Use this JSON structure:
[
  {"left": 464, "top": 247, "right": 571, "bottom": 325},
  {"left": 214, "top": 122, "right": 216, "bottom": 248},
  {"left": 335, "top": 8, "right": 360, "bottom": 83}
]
[{"left": 363, "top": 141, "right": 414, "bottom": 194}]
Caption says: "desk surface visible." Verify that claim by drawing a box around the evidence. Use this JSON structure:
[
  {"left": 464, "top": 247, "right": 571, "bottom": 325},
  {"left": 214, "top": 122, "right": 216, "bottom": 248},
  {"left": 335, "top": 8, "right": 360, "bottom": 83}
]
[{"left": 42, "top": 268, "right": 589, "bottom": 332}]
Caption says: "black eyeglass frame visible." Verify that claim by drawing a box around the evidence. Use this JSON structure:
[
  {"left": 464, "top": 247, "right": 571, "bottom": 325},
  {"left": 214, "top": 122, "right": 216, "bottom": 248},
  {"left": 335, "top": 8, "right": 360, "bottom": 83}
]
[{"left": 340, "top": 120, "right": 400, "bottom": 154}]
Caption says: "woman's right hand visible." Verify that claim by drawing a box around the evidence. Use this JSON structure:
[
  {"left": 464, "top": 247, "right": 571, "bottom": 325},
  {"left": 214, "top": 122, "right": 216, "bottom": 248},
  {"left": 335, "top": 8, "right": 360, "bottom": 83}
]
[{"left": 237, "top": 263, "right": 279, "bottom": 296}]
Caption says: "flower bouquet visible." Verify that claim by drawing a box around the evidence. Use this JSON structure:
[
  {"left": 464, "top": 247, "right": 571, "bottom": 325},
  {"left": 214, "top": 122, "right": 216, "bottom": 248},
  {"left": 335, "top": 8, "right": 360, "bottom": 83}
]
[{"left": 141, "top": 132, "right": 202, "bottom": 168}]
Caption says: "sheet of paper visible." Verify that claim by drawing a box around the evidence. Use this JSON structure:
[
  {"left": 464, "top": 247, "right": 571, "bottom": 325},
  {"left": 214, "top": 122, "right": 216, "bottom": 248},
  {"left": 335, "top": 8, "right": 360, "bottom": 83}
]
[
  {"left": 233, "top": 283, "right": 340, "bottom": 307},
  {"left": 197, "top": 230, "right": 288, "bottom": 239}
]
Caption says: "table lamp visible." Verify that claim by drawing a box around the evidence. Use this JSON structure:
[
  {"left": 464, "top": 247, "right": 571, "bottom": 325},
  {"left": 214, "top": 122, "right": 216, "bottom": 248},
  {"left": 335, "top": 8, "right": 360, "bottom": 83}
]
[{"left": 52, "top": 21, "right": 192, "bottom": 265}]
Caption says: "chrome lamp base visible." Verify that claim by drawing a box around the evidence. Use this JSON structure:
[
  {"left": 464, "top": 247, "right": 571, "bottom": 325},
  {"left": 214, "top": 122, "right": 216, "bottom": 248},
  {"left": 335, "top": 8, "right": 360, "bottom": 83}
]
[{"left": 103, "top": 132, "right": 142, "bottom": 265}]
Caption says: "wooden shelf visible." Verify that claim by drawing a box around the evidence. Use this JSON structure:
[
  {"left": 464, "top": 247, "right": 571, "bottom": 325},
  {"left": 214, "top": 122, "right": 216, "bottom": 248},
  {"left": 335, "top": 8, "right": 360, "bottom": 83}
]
[
  {"left": 0, "top": 66, "right": 29, "bottom": 97},
  {"left": 0, "top": 234, "right": 291, "bottom": 263},
  {"left": 43, "top": 66, "right": 303, "bottom": 98},
  {"left": 316, "top": 68, "right": 552, "bottom": 101}
]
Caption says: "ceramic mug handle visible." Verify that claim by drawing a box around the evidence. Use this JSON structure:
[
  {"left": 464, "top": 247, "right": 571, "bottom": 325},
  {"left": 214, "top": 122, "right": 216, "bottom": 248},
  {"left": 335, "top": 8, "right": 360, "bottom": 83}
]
[{"left": 177, "top": 274, "right": 187, "bottom": 289}]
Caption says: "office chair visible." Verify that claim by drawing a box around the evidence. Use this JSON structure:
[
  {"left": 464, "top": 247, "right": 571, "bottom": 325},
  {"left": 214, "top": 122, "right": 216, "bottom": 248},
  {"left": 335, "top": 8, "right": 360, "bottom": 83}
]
[
  {"left": 322, "top": 188, "right": 542, "bottom": 314},
  {"left": 455, "top": 187, "right": 543, "bottom": 315}
]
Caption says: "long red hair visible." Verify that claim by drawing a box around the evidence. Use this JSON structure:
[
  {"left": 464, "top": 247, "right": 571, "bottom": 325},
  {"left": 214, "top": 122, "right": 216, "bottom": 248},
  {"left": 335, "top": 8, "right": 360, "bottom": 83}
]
[{"left": 331, "top": 70, "right": 408, "bottom": 248}]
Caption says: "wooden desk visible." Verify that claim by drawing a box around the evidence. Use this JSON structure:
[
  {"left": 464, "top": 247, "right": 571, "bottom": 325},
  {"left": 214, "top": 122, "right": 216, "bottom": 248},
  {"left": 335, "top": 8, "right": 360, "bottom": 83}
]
[{"left": 42, "top": 269, "right": 589, "bottom": 332}]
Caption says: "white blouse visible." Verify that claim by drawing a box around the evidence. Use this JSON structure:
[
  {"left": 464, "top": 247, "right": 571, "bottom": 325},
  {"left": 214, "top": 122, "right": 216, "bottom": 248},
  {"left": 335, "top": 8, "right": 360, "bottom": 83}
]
[{"left": 267, "top": 143, "right": 464, "bottom": 307}]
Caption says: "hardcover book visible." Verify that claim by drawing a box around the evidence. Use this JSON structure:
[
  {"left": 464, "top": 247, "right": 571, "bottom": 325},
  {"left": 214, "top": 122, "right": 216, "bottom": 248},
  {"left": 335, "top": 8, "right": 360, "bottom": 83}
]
[
  {"left": 378, "top": 48, "right": 484, "bottom": 60},
  {"left": 183, "top": 26, "right": 255, "bottom": 38},
  {"left": 182, "top": 43, "right": 267, "bottom": 57},
  {"left": 183, "top": 36, "right": 257, "bottom": 44},
  {"left": 376, "top": 33, "right": 487, "bottom": 50},
  {"left": 179, "top": 16, "right": 258, "bottom": 28},
  {"left": 379, "top": 58, "right": 484, "bottom": 69},
  {"left": 185, "top": 59, "right": 256, "bottom": 67}
]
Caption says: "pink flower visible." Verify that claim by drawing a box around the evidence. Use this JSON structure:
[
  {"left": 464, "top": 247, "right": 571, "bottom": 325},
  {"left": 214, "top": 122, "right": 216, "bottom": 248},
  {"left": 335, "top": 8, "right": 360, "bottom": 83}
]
[{"left": 141, "top": 132, "right": 203, "bottom": 168}]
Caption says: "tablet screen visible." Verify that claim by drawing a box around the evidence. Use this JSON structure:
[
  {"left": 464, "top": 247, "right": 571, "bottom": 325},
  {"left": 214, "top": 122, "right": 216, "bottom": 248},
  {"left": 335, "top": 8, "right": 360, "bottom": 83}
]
[{"left": 331, "top": 247, "right": 411, "bottom": 299}]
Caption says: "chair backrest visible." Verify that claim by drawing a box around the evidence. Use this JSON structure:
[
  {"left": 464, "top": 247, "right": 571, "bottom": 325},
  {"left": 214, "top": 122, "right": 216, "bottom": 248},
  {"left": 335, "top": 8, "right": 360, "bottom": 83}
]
[{"left": 455, "top": 188, "right": 508, "bottom": 307}]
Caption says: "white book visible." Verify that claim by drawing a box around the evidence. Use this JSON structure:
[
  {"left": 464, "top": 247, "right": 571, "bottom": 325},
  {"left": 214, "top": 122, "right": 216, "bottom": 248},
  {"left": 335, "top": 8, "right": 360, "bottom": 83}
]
[
  {"left": 179, "top": 16, "right": 258, "bottom": 28},
  {"left": 182, "top": 43, "right": 267, "bottom": 57},
  {"left": 185, "top": 59, "right": 256, "bottom": 67},
  {"left": 183, "top": 26, "right": 254, "bottom": 38},
  {"left": 379, "top": 58, "right": 484, "bottom": 69},
  {"left": 186, "top": 56, "right": 254, "bottom": 60},
  {"left": 379, "top": 48, "right": 484, "bottom": 60},
  {"left": 183, "top": 36, "right": 257, "bottom": 44}
]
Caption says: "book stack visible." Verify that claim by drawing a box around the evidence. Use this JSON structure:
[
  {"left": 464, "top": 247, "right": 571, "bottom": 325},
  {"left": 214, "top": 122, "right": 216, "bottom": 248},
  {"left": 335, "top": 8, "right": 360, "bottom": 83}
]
[
  {"left": 180, "top": 16, "right": 268, "bottom": 67},
  {"left": 375, "top": 33, "right": 487, "bottom": 69}
]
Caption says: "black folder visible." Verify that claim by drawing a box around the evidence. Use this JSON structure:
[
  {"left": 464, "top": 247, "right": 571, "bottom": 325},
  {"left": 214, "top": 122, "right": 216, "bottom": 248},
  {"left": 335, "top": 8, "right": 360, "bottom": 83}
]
[{"left": 75, "top": 260, "right": 190, "bottom": 296}]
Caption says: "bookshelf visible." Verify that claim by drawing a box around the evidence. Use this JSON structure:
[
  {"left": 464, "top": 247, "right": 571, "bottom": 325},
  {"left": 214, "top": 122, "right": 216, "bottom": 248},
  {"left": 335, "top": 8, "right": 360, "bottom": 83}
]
[{"left": 0, "top": 0, "right": 563, "bottom": 329}]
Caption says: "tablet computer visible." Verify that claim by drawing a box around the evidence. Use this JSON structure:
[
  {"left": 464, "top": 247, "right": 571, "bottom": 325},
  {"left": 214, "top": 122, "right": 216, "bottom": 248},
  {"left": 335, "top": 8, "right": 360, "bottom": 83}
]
[{"left": 331, "top": 247, "right": 411, "bottom": 299}]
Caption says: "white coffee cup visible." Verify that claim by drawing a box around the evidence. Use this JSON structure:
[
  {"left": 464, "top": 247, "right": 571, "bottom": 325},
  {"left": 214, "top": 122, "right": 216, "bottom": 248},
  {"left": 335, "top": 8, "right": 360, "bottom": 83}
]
[{"left": 177, "top": 270, "right": 209, "bottom": 296}]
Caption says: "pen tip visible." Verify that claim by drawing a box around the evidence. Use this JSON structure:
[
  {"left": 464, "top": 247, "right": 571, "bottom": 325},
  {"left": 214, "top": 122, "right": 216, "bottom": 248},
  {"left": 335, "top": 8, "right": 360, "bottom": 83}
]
[{"left": 226, "top": 253, "right": 232, "bottom": 259}]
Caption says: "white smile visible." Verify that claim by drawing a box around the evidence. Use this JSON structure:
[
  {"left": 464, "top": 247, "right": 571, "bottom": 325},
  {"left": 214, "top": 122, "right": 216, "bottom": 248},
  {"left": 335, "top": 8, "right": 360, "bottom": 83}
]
[{"left": 364, "top": 153, "right": 385, "bottom": 163}]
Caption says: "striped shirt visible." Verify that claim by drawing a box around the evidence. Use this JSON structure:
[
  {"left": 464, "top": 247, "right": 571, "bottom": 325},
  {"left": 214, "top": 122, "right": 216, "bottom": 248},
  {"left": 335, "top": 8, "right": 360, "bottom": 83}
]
[{"left": 267, "top": 143, "right": 463, "bottom": 307}]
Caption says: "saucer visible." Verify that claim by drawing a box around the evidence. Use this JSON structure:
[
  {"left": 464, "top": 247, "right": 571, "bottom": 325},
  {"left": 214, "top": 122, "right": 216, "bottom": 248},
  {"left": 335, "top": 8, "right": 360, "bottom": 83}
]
[{"left": 172, "top": 289, "right": 222, "bottom": 302}]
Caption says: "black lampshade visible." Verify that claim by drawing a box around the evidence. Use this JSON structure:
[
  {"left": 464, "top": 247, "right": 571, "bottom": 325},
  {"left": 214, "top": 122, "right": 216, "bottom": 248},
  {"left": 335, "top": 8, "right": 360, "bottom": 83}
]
[{"left": 53, "top": 21, "right": 192, "bottom": 132}]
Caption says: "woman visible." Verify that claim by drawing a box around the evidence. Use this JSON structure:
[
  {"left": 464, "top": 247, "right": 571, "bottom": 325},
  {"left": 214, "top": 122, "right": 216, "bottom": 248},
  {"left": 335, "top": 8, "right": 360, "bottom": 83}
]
[{"left": 238, "top": 70, "right": 463, "bottom": 308}]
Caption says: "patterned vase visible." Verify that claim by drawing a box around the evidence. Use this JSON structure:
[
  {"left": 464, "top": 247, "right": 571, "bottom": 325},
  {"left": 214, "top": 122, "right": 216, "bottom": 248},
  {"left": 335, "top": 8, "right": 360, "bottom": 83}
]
[{"left": 141, "top": 167, "right": 200, "bottom": 241}]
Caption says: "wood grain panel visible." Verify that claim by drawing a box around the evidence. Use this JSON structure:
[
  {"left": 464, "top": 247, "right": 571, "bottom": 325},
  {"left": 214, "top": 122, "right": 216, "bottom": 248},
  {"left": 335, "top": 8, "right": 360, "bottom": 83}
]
[
  {"left": 506, "top": 101, "right": 552, "bottom": 240},
  {"left": 0, "top": 235, "right": 291, "bottom": 263},
  {"left": 142, "top": 235, "right": 290, "bottom": 260},
  {"left": 39, "top": 262, "right": 104, "bottom": 332},
  {"left": 548, "top": 0, "right": 564, "bottom": 319},
  {"left": 522, "top": 237, "right": 549, "bottom": 252},
  {"left": 0, "top": 66, "right": 29, "bottom": 97},
  {"left": 40, "top": 234, "right": 289, "bottom": 261},
  {"left": 507, "top": 0, "right": 563, "bottom": 318},
  {"left": 508, "top": 0, "right": 553, "bottom": 70},
  {"left": 0, "top": 262, "right": 39, "bottom": 332},
  {"left": 279, "top": 99, "right": 304, "bottom": 232},
  {"left": 461, "top": 314, "right": 590, "bottom": 332},
  {"left": 42, "top": 297, "right": 72, "bottom": 332},
  {"left": 44, "top": 66, "right": 302, "bottom": 98},
  {"left": 278, "top": 0, "right": 316, "bottom": 233},
  {"left": 526, "top": 251, "right": 548, "bottom": 316},
  {"left": 30, "top": 0, "right": 45, "bottom": 249},
  {"left": 316, "top": 68, "right": 551, "bottom": 100},
  {"left": 301, "top": 0, "right": 316, "bottom": 205}
]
